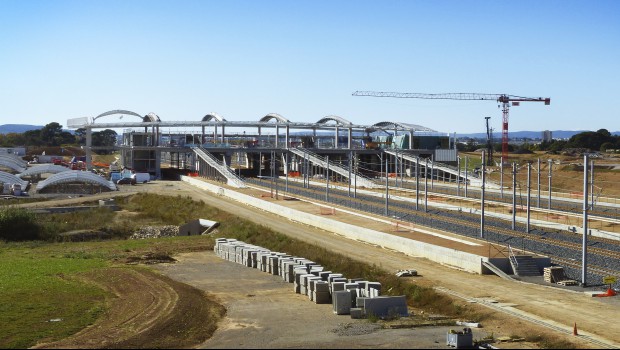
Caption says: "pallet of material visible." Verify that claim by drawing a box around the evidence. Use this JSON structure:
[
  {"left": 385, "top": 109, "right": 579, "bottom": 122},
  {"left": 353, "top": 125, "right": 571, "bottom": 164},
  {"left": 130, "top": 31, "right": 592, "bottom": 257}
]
[{"left": 543, "top": 266, "right": 567, "bottom": 283}]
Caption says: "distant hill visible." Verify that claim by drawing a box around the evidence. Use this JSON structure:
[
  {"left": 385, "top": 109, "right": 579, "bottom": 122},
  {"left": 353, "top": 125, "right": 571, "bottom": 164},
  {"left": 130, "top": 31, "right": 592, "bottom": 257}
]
[
  {"left": 0, "top": 124, "right": 44, "bottom": 134},
  {"left": 457, "top": 130, "right": 620, "bottom": 140}
]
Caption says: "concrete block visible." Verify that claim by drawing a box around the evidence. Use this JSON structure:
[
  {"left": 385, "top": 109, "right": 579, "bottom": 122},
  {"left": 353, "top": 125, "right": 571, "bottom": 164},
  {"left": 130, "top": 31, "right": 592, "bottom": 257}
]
[
  {"left": 327, "top": 274, "right": 344, "bottom": 284},
  {"left": 344, "top": 283, "right": 358, "bottom": 290},
  {"left": 350, "top": 308, "right": 365, "bottom": 319},
  {"left": 363, "top": 296, "right": 409, "bottom": 318},
  {"left": 319, "top": 271, "right": 332, "bottom": 281},
  {"left": 314, "top": 291, "right": 331, "bottom": 304},
  {"left": 356, "top": 280, "right": 368, "bottom": 290},
  {"left": 367, "top": 282, "right": 382, "bottom": 296},
  {"left": 315, "top": 281, "right": 330, "bottom": 293},
  {"left": 333, "top": 290, "right": 352, "bottom": 315},
  {"left": 294, "top": 282, "right": 301, "bottom": 294},
  {"left": 331, "top": 281, "right": 346, "bottom": 293}
]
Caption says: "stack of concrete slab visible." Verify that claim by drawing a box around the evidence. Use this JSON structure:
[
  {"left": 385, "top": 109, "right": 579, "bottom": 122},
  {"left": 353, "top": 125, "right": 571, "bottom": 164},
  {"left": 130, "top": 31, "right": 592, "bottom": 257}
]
[{"left": 213, "top": 238, "right": 409, "bottom": 319}]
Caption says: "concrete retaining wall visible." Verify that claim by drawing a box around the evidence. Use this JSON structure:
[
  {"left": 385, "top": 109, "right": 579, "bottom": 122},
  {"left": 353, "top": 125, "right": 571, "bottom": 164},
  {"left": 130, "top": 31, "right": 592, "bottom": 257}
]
[{"left": 182, "top": 176, "right": 484, "bottom": 274}]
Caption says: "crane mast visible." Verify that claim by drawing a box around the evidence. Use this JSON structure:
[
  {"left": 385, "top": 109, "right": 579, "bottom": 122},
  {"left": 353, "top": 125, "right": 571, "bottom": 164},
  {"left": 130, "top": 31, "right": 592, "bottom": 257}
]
[{"left": 352, "top": 91, "right": 550, "bottom": 161}]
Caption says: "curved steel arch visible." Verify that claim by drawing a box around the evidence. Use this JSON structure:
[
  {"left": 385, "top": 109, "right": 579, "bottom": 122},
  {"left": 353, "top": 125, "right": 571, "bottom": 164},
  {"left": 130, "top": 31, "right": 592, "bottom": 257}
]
[
  {"left": 202, "top": 113, "right": 227, "bottom": 122},
  {"left": 373, "top": 121, "right": 437, "bottom": 132},
  {"left": 143, "top": 112, "right": 161, "bottom": 122},
  {"left": 0, "top": 159, "right": 26, "bottom": 173},
  {"left": 36, "top": 171, "right": 116, "bottom": 192},
  {"left": 18, "top": 164, "right": 71, "bottom": 178},
  {"left": 0, "top": 171, "right": 29, "bottom": 188},
  {"left": 316, "top": 115, "right": 352, "bottom": 126},
  {"left": 0, "top": 155, "right": 28, "bottom": 167},
  {"left": 259, "top": 113, "right": 290, "bottom": 123},
  {"left": 93, "top": 110, "right": 143, "bottom": 123}
]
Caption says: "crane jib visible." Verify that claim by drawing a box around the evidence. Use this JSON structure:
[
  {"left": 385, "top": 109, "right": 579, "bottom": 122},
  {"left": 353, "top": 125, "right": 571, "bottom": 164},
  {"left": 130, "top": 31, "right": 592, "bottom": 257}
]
[{"left": 352, "top": 91, "right": 549, "bottom": 105}]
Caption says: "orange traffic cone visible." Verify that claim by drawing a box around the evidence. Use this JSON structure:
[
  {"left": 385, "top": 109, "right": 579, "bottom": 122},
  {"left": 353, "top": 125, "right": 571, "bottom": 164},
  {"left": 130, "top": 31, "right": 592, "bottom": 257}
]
[{"left": 573, "top": 322, "right": 578, "bottom": 336}]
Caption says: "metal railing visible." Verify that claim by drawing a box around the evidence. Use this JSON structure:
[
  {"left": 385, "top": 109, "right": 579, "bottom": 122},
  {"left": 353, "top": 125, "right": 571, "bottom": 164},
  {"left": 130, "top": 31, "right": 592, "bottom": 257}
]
[
  {"left": 289, "top": 148, "right": 381, "bottom": 189},
  {"left": 192, "top": 146, "right": 246, "bottom": 188}
]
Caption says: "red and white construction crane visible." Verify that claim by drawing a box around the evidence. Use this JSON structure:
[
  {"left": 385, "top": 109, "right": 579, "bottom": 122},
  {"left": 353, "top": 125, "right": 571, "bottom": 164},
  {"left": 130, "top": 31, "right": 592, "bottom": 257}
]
[{"left": 352, "top": 91, "right": 550, "bottom": 161}]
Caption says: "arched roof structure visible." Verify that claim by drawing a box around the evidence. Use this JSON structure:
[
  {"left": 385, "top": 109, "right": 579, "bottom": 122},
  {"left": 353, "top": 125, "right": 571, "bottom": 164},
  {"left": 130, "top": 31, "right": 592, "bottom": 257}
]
[
  {"left": 0, "top": 158, "right": 26, "bottom": 173},
  {"left": 18, "top": 164, "right": 71, "bottom": 178},
  {"left": 372, "top": 121, "right": 437, "bottom": 132},
  {"left": 143, "top": 112, "right": 161, "bottom": 123},
  {"left": 316, "top": 115, "right": 352, "bottom": 126},
  {"left": 202, "top": 113, "right": 227, "bottom": 122},
  {"left": 259, "top": 113, "right": 290, "bottom": 123},
  {"left": 93, "top": 110, "right": 143, "bottom": 123},
  {"left": 36, "top": 171, "right": 116, "bottom": 192},
  {"left": 0, "top": 155, "right": 28, "bottom": 168},
  {"left": 0, "top": 171, "right": 29, "bottom": 188}
]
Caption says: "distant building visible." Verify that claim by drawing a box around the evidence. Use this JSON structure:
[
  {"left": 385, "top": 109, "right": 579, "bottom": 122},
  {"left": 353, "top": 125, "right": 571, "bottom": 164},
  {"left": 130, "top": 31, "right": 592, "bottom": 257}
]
[{"left": 542, "top": 130, "right": 553, "bottom": 142}]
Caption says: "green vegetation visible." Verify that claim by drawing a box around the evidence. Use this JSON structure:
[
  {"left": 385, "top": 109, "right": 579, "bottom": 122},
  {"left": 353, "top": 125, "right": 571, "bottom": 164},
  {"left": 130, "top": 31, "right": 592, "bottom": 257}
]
[
  {"left": 458, "top": 129, "right": 620, "bottom": 154},
  {"left": 0, "top": 121, "right": 117, "bottom": 149},
  {"left": 0, "top": 193, "right": 574, "bottom": 349},
  {"left": 0, "top": 207, "right": 41, "bottom": 241},
  {"left": 0, "top": 241, "right": 108, "bottom": 348}
]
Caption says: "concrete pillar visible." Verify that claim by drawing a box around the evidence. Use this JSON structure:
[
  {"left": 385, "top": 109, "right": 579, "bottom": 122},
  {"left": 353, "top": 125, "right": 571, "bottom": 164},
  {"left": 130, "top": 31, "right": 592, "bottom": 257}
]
[
  {"left": 286, "top": 125, "right": 290, "bottom": 149},
  {"left": 335, "top": 126, "right": 339, "bottom": 149},
  {"left": 348, "top": 128, "right": 352, "bottom": 149}
]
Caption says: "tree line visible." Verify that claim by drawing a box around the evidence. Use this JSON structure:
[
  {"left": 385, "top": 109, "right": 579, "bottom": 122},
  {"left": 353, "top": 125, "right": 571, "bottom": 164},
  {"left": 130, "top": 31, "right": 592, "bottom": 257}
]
[
  {"left": 458, "top": 129, "right": 619, "bottom": 154},
  {"left": 0, "top": 122, "right": 117, "bottom": 148}
]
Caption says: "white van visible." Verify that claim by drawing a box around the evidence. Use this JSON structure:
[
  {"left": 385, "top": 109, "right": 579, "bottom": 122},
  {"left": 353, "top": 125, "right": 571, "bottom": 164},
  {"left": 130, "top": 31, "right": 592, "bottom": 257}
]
[{"left": 134, "top": 173, "right": 151, "bottom": 184}]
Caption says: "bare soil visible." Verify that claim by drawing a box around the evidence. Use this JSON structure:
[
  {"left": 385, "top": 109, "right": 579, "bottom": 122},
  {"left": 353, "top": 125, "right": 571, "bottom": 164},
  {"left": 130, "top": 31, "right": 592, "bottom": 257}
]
[{"left": 21, "top": 179, "right": 620, "bottom": 349}]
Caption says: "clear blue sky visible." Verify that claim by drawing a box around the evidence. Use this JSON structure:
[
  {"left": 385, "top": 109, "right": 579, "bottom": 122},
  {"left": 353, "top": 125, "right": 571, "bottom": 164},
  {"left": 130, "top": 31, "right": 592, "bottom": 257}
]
[{"left": 0, "top": 0, "right": 618, "bottom": 134}]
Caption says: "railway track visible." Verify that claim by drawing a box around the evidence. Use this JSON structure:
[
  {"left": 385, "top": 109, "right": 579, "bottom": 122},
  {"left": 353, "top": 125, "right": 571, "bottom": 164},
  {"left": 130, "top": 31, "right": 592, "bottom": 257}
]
[{"left": 249, "top": 178, "right": 620, "bottom": 284}]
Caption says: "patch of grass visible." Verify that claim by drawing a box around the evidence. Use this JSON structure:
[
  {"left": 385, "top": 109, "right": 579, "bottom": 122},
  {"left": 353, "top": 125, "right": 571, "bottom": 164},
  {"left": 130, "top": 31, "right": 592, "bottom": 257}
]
[
  {"left": 0, "top": 235, "right": 216, "bottom": 349},
  {"left": 524, "top": 334, "right": 579, "bottom": 349},
  {"left": 0, "top": 245, "right": 107, "bottom": 348}
]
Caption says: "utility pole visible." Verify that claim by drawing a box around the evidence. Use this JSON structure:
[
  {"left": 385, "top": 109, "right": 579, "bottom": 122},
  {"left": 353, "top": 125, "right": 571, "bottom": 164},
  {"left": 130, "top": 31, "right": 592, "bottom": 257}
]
[
  {"left": 500, "top": 156, "right": 504, "bottom": 199},
  {"left": 457, "top": 156, "right": 461, "bottom": 197},
  {"left": 425, "top": 158, "right": 429, "bottom": 212},
  {"left": 348, "top": 151, "right": 352, "bottom": 197},
  {"left": 464, "top": 156, "right": 469, "bottom": 198},
  {"left": 527, "top": 161, "right": 531, "bottom": 233},
  {"left": 480, "top": 151, "right": 486, "bottom": 238},
  {"left": 385, "top": 157, "right": 389, "bottom": 216},
  {"left": 548, "top": 159, "right": 552, "bottom": 210},
  {"left": 512, "top": 162, "right": 517, "bottom": 230},
  {"left": 325, "top": 156, "right": 329, "bottom": 202},
  {"left": 416, "top": 156, "right": 420, "bottom": 210},
  {"left": 582, "top": 153, "right": 590, "bottom": 286},
  {"left": 537, "top": 158, "right": 541, "bottom": 208}
]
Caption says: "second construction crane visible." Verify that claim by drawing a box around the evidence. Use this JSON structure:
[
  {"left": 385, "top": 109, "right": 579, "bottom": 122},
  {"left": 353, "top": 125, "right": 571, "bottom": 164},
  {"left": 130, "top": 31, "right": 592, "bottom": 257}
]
[{"left": 352, "top": 91, "right": 550, "bottom": 161}]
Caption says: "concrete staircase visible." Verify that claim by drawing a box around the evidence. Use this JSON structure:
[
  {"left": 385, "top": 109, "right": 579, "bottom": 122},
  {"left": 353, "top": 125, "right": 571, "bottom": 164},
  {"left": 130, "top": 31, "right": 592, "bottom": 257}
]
[{"left": 510, "top": 255, "right": 541, "bottom": 277}]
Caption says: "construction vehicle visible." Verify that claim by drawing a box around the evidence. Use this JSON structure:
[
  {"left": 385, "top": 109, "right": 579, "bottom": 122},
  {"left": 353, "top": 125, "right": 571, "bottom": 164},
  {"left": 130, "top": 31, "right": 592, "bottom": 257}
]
[{"left": 352, "top": 91, "right": 550, "bottom": 160}]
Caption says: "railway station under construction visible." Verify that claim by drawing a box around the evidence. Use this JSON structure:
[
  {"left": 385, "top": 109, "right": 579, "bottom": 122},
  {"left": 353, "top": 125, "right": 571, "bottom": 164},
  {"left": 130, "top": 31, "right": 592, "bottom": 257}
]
[{"left": 1, "top": 109, "right": 619, "bottom": 291}]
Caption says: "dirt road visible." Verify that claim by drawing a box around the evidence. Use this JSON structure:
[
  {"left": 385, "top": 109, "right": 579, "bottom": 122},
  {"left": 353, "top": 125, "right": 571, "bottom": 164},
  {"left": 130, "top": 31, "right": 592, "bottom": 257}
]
[
  {"left": 151, "top": 180, "right": 620, "bottom": 349},
  {"left": 22, "top": 180, "right": 620, "bottom": 348}
]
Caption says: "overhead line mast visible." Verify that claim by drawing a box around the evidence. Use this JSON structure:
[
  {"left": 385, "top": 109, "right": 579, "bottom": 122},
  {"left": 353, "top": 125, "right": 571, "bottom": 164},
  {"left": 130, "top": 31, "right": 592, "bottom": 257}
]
[{"left": 352, "top": 91, "right": 550, "bottom": 161}]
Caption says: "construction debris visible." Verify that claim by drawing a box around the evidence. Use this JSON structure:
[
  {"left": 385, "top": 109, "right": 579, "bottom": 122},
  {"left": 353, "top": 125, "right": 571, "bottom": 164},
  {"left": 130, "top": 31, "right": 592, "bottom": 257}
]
[{"left": 395, "top": 269, "right": 418, "bottom": 277}]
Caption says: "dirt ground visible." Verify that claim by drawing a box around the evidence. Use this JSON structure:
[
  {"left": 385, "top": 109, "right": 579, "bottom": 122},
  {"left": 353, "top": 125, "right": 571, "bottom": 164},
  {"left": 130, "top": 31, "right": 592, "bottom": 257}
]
[{"left": 20, "top": 179, "right": 620, "bottom": 349}]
